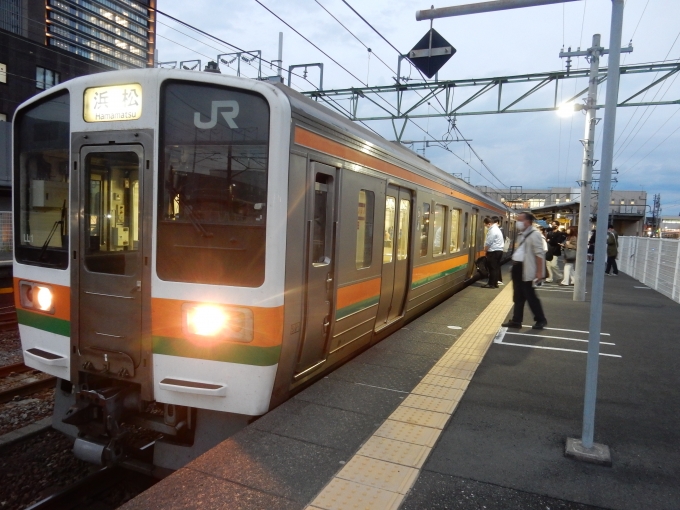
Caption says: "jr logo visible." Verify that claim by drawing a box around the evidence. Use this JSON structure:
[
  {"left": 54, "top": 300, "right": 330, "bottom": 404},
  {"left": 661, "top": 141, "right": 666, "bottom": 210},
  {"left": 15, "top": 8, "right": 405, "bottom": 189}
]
[{"left": 194, "top": 100, "right": 239, "bottom": 129}]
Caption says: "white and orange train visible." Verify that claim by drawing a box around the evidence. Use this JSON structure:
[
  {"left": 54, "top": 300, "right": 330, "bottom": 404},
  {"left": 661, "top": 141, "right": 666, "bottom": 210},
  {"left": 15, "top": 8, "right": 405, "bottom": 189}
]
[{"left": 12, "top": 68, "right": 513, "bottom": 468}]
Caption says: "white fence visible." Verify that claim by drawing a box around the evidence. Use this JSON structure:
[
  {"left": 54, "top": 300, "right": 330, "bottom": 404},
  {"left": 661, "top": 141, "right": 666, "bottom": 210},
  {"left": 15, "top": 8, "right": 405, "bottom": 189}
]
[{"left": 618, "top": 236, "right": 680, "bottom": 304}]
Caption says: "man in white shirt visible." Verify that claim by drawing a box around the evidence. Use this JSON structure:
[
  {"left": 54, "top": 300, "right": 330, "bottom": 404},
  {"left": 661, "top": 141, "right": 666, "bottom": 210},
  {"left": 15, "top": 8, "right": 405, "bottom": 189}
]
[
  {"left": 502, "top": 212, "right": 548, "bottom": 330},
  {"left": 482, "top": 216, "right": 504, "bottom": 288}
]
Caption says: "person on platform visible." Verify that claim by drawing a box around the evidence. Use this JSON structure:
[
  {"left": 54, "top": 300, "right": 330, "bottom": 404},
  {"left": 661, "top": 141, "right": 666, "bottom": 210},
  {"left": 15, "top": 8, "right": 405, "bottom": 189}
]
[
  {"left": 560, "top": 226, "right": 578, "bottom": 286},
  {"left": 546, "top": 222, "right": 565, "bottom": 283},
  {"left": 502, "top": 212, "right": 548, "bottom": 330},
  {"left": 587, "top": 226, "right": 596, "bottom": 263},
  {"left": 482, "top": 216, "right": 504, "bottom": 288},
  {"left": 605, "top": 224, "right": 619, "bottom": 276}
]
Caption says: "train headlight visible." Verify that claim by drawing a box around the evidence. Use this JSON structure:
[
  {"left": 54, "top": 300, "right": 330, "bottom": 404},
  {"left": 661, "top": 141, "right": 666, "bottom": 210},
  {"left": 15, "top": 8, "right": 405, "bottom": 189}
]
[
  {"left": 182, "top": 303, "right": 254, "bottom": 343},
  {"left": 36, "top": 286, "right": 53, "bottom": 312},
  {"left": 19, "top": 281, "right": 55, "bottom": 314}
]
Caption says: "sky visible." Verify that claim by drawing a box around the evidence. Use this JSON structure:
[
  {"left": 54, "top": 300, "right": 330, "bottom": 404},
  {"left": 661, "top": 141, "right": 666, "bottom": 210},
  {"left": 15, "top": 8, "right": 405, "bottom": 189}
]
[{"left": 155, "top": 0, "right": 680, "bottom": 216}]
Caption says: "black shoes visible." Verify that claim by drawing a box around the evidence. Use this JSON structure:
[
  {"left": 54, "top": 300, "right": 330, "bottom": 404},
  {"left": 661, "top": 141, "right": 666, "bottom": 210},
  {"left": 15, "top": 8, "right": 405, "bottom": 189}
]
[
  {"left": 501, "top": 321, "right": 522, "bottom": 328},
  {"left": 533, "top": 320, "right": 548, "bottom": 330},
  {"left": 482, "top": 284, "right": 499, "bottom": 288}
]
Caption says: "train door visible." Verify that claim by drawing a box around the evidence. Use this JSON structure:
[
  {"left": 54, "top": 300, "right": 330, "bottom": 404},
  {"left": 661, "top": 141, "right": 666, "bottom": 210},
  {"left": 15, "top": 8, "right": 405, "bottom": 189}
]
[
  {"left": 77, "top": 145, "right": 144, "bottom": 376},
  {"left": 296, "top": 163, "right": 337, "bottom": 374},
  {"left": 375, "top": 185, "right": 412, "bottom": 329},
  {"left": 466, "top": 209, "right": 479, "bottom": 278}
]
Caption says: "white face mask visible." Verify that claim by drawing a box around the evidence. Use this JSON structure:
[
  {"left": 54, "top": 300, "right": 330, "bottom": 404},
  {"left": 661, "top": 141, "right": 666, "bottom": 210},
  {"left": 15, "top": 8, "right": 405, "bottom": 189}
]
[{"left": 516, "top": 220, "right": 527, "bottom": 231}]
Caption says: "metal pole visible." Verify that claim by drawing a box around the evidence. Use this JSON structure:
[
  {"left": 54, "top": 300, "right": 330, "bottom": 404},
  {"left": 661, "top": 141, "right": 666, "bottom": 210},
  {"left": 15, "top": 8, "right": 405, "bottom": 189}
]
[
  {"left": 277, "top": 32, "right": 283, "bottom": 77},
  {"left": 573, "top": 34, "right": 601, "bottom": 302},
  {"left": 416, "top": 0, "right": 581, "bottom": 20},
  {"left": 581, "top": 0, "right": 624, "bottom": 450}
]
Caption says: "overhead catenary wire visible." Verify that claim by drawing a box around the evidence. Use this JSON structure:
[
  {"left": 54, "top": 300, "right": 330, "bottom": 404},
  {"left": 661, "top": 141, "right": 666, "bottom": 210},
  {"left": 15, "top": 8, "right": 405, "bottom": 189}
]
[{"left": 339, "top": 0, "right": 505, "bottom": 190}]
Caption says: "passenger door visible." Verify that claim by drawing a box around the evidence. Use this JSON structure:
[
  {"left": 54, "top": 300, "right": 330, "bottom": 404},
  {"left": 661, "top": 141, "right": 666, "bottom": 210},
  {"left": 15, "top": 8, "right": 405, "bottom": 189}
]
[
  {"left": 296, "top": 163, "right": 337, "bottom": 375},
  {"left": 375, "top": 185, "right": 412, "bottom": 329},
  {"left": 77, "top": 146, "right": 144, "bottom": 377}
]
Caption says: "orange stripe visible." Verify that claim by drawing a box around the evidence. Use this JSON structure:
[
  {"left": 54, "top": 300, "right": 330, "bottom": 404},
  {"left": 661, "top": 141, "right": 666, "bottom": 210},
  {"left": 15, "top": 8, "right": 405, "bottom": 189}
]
[
  {"left": 477, "top": 250, "right": 486, "bottom": 260},
  {"left": 295, "top": 127, "right": 505, "bottom": 214},
  {"left": 13, "top": 277, "right": 70, "bottom": 321},
  {"left": 413, "top": 255, "right": 469, "bottom": 284},
  {"left": 151, "top": 298, "right": 283, "bottom": 348},
  {"left": 336, "top": 277, "right": 381, "bottom": 310}
]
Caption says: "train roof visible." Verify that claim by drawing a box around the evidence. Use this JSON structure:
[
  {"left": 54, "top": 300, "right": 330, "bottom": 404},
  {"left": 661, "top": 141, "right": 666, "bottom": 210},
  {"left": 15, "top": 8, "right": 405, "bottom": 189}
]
[{"left": 274, "top": 83, "right": 508, "bottom": 213}]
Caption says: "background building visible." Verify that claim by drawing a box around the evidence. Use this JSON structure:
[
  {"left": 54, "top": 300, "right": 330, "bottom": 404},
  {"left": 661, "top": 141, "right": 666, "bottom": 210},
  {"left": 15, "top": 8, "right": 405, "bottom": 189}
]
[
  {"left": 476, "top": 186, "right": 647, "bottom": 236},
  {"left": 0, "top": 0, "right": 157, "bottom": 225}
]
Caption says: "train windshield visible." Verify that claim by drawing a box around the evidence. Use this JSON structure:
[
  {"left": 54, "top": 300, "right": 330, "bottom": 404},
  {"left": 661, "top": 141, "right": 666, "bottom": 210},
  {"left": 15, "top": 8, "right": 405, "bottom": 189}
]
[
  {"left": 158, "top": 82, "right": 270, "bottom": 287},
  {"left": 14, "top": 92, "right": 70, "bottom": 269}
]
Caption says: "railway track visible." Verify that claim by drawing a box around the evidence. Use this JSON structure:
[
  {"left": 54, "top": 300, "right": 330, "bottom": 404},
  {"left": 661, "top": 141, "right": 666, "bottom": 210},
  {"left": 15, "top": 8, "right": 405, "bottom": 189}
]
[
  {"left": 25, "top": 465, "right": 157, "bottom": 510},
  {"left": 0, "top": 362, "right": 56, "bottom": 404}
]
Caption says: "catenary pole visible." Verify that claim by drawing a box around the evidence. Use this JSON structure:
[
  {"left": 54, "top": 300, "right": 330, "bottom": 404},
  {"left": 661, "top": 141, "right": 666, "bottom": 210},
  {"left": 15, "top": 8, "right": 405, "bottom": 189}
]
[
  {"left": 572, "top": 35, "right": 601, "bottom": 302},
  {"left": 416, "top": 0, "right": 580, "bottom": 20},
  {"left": 580, "top": 0, "right": 624, "bottom": 452},
  {"left": 415, "top": 0, "right": 623, "bottom": 463}
]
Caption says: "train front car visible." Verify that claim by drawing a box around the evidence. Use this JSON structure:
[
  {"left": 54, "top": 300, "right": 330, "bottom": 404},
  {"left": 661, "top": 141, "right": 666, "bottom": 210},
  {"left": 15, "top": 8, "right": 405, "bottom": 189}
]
[{"left": 12, "top": 70, "right": 291, "bottom": 467}]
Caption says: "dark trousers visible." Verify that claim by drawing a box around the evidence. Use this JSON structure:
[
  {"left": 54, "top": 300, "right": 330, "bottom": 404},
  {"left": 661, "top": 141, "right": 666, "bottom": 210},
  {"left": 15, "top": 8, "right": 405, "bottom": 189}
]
[
  {"left": 605, "top": 256, "right": 618, "bottom": 274},
  {"left": 511, "top": 263, "right": 546, "bottom": 323},
  {"left": 487, "top": 250, "right": 503, "bottom": 287}
]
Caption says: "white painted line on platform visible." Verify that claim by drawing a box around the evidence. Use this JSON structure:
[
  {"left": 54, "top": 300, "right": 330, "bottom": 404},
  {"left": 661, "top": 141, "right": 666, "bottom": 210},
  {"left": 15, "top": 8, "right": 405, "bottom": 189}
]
[
  {"left": 354, "top": 382, "right": 409, "bottom": 394},
  {"left": 447, "top": 326, "right": 463, "bottom": 330},
  {"left": 507, "top": 332, "right": 615, "bottom": 345},
  {"left": 634, "top": 286, "right": 651, "bottom": 289},
  {"left": 493, "top": 327, "right": 508, "bottom": 344},
  {"left": 418, "top": 331, "right": 458, "bottom": 337},
  {"left": 497, "top": 341, "right": 622, "bottom": 358},
  {"left": 520, "top": 326, "right": 611, "bottom": 336},
  {"left": 535, "top": 288, "right": 581, "bottom": 293}
]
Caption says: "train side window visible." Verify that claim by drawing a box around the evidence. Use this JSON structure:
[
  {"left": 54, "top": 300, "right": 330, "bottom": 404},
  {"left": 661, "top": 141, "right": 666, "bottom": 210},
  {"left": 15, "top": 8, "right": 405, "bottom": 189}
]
[
  {"left": 471, "top": 214, "right": 478, "bottom": 247},
  {"left": 420, "top": 202, "right": 430, "bottom": 257},
  {"left": 397, "top": 199, "right": 410, "bottom": 261},
  {"left": 450, "top": 209, "right": 461, "bottom": 252},
  {"left": 383, "top": 197, "right": 396, "bottom": 263},
  {"left": 433, "top": 204, "right": 446, "bottom": 256},
  {"left": 312, "top": 174, "right": 330, "bottom": 264},
  {"left": 356, "top": 190, "right": 374, "bottom": 269},
  {"left": 463, "top": 212, "right": 469, "bottom": 248}
]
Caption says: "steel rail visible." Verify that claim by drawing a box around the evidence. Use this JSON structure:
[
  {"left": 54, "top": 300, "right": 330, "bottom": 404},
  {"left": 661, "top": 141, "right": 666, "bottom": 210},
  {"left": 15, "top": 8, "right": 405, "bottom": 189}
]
[
  {"left": 0, "top": 375, "right": 56, "bottom": 404},
  {"left": 0, "top": 362, "right": 31, "bottom": 379}
]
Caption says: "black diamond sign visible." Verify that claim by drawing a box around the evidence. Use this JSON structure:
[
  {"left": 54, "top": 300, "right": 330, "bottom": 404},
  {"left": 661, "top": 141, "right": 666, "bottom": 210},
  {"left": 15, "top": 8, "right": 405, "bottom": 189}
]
[{"left": 407, "top": 29, "right": 456, "bottom": 79}]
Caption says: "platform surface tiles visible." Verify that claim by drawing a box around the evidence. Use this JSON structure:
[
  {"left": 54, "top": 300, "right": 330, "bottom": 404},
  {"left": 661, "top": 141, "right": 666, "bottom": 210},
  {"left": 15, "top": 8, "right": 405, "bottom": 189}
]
[{"left": 123, "top": 266, "right": 680, "bottom": 510}]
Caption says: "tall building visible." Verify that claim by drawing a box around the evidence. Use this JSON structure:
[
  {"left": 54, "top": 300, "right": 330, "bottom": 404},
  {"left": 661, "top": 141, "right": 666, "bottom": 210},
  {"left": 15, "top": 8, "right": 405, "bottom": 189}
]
[{"left": 0, "top": 0, "right": 156, "bottom": 210}]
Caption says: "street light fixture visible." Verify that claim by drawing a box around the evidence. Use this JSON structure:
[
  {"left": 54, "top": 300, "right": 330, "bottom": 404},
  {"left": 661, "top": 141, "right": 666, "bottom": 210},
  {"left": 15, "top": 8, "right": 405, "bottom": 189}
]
[{"left": 557, "top": 101, "right": 584, "bottom": 118}]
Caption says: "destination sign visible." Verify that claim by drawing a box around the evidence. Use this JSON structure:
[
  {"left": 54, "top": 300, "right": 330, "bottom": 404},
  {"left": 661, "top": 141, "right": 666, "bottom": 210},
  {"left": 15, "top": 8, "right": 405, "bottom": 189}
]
[{"left": 83, "top": 84, "right": 142, "bottom": 122}]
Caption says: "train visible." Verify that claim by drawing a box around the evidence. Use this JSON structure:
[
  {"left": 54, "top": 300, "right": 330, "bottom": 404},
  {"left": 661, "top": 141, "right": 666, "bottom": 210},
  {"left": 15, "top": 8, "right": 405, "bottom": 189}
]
[{"left": 12, "top": 68, "right": 513, "bottom": 469}]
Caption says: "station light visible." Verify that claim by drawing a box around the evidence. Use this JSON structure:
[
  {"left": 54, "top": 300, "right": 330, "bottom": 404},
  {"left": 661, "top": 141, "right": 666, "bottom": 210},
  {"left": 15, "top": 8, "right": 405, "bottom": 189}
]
[
  {"left": 182, "top": 303, "right": 254, "bottom": 343},
  {"left": 557, "top": 102, "right": 584, "bottom": 118}
]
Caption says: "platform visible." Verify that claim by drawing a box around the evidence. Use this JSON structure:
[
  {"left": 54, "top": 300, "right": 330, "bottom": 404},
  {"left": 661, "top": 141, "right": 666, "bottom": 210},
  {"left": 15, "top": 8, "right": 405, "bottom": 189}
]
[{"left": 122, "top": 265, "right": 680, "bottom": 510}]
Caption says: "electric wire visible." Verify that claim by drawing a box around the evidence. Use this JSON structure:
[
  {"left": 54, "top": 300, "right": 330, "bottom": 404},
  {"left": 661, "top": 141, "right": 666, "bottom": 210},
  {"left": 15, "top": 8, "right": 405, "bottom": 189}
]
[
  {"left": 253, "top": 0, "right": 367, "bottom": 87},
  {"left": 623, "top": 0, "right": 650, "bottom": 64},
  {"left": 339, "top": 0, "right": 505, "bottom": 190},
  {"left": 619, "top": 114, "right": 680, "bottom": 176},
  {"left": 613, "top": 28, "right": 680, "bottom": 156},
  {"left": 313, "top": 0, "right": 396, "bottom": 75}
]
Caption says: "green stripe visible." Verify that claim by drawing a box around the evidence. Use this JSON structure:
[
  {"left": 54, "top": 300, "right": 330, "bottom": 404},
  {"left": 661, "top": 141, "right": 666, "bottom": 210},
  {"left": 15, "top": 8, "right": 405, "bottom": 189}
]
[
  {"left": 411, "top": 263, "right": 468, "bottom": 290},
  {"left": 152, "top": 336, "right": 281, "bottom": 366},
  {"left": 335, "top": 295, "right": 379, "bottom": 320},
  {"left": 17, "top": 309, "right": 71, "bottom": 337}
]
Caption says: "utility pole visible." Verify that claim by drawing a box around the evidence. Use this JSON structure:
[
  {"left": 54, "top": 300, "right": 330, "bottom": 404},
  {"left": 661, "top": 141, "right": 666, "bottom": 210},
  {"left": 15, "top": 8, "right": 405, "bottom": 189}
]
[
  {"left": 562, "top": 35, "right": 602, "bottom": 302},
  {"left": 416, "top": 0, "right": 626, "bottom": 466}
]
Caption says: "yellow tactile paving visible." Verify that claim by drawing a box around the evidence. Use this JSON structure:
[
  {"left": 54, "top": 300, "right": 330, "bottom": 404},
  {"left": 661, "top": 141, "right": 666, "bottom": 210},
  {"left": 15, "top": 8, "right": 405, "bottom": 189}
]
[
  {"left": 336, "top": 455, "right": 420, "bottom": 494},
  {"left": 306, "top": 284, "right": 515, "bottom": 510},
  {"left": 411, "top": 383, "right": 465, "bottom": 402},
  {"left": 388, "top": 406, "right": 450, "bottom": 429},
  {"left": 309, "top": 478, "right": 404, "bottom": 510},
  {"left": 428, "top": 365, "right": 476, "bottom": 380},
  {"left": 357, "top": 436, "right": 431, "bottom": 469},
  {"left": 401, "top": 394, "right": 457, "bottom": 414},
  {"left": 421, "top": 373, "right": 471, "bottom": 390},
  {"left": 373, "top": 420, "right": 441, "bottom": 447}
]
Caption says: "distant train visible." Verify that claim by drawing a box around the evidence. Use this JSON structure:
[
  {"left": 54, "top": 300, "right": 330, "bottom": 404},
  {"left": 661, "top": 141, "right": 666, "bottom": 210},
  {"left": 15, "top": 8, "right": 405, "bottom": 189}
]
[{"left": 12, "top": 68, "right": 513, "bottom": 468}]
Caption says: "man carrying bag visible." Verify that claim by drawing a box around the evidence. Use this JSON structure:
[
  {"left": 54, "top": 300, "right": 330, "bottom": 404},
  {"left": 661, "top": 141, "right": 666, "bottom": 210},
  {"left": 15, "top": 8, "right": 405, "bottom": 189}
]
[{"left": 502, "top": 212, "right": 548, "bottom": 330}]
